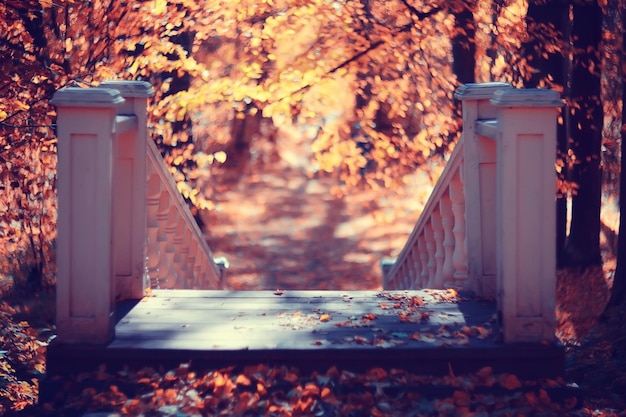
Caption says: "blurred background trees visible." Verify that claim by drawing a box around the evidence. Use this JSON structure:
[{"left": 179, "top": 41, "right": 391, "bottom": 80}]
[{"left": 1, "top": 0, "right": 625, "bottom": 311}]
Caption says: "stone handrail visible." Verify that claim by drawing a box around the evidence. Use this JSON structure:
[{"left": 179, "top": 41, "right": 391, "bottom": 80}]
[
  {"left": 52, "top": 81, "right": 223, "bottom": 344},
  {"left": 382, "top": 139, "right": 466, "bottom": 290},
  {"left": 145, "top": 133, "right": 223, "bottom": 290},
  {"left": 383, "top": 83, "right": 563, "bottom": 343}
]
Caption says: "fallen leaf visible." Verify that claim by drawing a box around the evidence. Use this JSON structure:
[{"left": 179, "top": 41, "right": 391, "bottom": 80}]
[
  {"left": 236, "top": 374, "right": 251, "bottom": 386},
  {"left": 453, "top": 390, "right": 471, "bottom": 407},
  {"left": 501, "top": 374, "right": 522, "bottom": 390},
  {"left": 477, "top": 366, "right": 493, "bottom": 379}
]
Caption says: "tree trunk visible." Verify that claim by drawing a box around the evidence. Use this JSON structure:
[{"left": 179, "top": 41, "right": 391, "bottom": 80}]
[
  {"left": 563, "top": 0, "right": 603, "bottom": 267},
  {"left": 451, "top": 1, "right": 476, "bottom": 85},
  {"left": 521, "top": 0, "right": 570, "bottom": 267},
  {"left": 603, "top": 3, "right": 626, "bottom": 313},
  {"left": 486, "top": 0, "right": 502, "bottom": 79},
  {"left": 225, "top": 104, "right": 262, "bottom": 169}
]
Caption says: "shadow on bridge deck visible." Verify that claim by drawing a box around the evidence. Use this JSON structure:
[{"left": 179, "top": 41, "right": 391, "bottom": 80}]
[{"left": 46, "top": 289, "right": 564, "bottom": 379}]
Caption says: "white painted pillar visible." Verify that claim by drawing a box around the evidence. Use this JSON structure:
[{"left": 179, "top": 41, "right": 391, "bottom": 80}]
[
  {"left": 52, "top": 88, "right": 123, "bottom": 344},
  {"left": 100, "top": 81, "right": 154, "bottom": 300},
  {"left": 491, "top": 88, "right": 562, "bottom": 343},
  {"left": 454, "top": 83, "right": 511, "bottom": 298}
]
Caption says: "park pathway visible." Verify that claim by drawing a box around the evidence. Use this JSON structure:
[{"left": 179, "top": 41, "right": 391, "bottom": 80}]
[{"left": 202, "top": 135, "right": 438, "bottom": 291}]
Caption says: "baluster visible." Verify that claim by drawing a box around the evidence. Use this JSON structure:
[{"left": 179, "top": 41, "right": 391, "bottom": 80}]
[
  {"left": 175, "top": 217, "right": 193, "bottom": 288},
  {"left": 424, "top": 221, "right": 436, "bottom": 285},
  {"left": 186, "top": 238, "right": 200, "bottom": 288},
  {"left": 395, "top": 265, "right": 402, "bottom": 290},
  {"left": 410, "top": 249, "right": 419, "bottom": 289},
  {"left": 412, "top": 247, "right": 422, "bottom": 289},
  {"left": 402, "top": 250, "right": 411, "bottom": 289},
  {"left": 145, "top": 172, "right": 161, "bottom": 288},
  {"left": 389, "top": 266, "right": 398, "bottom": 290},
  {"left": 202, "top": 256, "right": 219, "bottom": 288},
  {"left": 430, "top": 208, "right": 444, "bottom": 288},
  {"left": 405, "top": 259, "right": 412, "bottom": 289},
  {"left": 192, "top": 241, "right": 204, "bottom": 286},
  {"left": 156, "top": 194, "right": 175, "bottom": 288},
  {"left": 450, "top": 169, "right": 468, "bottom": 288},
  {"left": 418, "top": 234, "right": 429, "bottom": 288},
  {"left": 164, "top": 205, "right": 182, "bottom": 288},
  {"left": 440, "top": 192, "right": 455, "bottom": 287}
]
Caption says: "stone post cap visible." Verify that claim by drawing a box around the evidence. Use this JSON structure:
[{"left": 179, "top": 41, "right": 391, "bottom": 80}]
[
  {"left": 99, "top": 80, "right": 155, "bottom": 98},
  {"left": 51, "top": 87, "right": 125, "bottom": 107},
  {"left": 454, "top": 82, "right": 512, "bottom": 101},
  {"left": 491, "top": 88, "right": 563, "bottom": 108}
]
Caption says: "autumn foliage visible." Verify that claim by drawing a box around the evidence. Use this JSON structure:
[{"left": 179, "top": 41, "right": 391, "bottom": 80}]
[
  {"left": 2, "top": 0, "right": 626, "bottom": 414},
  {"left": 0, "top": 0, "right": 532, "bottom": 285}
]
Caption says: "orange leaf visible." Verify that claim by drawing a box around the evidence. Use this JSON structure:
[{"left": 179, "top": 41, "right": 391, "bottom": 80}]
[
  {"left": 302, "top": 383, "right": 320, "bottom": 397},
  {"left": 236, "top": 374, "right": 251, "bottom": 386},
  {"left": 257, "top": 381, "right": 267, "bottom": 396},
  {"left": 502, "top": 374, "right": 522, "bottom": 390},
  {"left": 453, "top": 390, "right": 471, "bottom": 407},
  {"left": 284, "top": 372, "right": 298, "bottom": 383},
  {"left": 319, "top": 313, "right": 332, "bottom": 322},
  {"left": 477, "top": 366, "right": 492, "bottom": 379}
]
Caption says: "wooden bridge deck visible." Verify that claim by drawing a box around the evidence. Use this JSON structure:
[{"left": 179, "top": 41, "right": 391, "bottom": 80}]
[{"left": 46, "top": 289, "right": 564, "bottom": 378}]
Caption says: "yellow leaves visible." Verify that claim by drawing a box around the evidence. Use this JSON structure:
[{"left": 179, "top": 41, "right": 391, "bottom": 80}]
[
  {"left": 152, "top": 0, "right": 167, "bottom": 15},
  {"left": 319, "top": 313, "right": 331, "bottom": 322},
  {"left": 128, "top": 60, "right": 140, "bottom": 75},
  {"left": 195, "top": 151, "right": 227, "bottom": 168},
  {"left": 13, "top": 100, "right": 30, "bottom": 112},
  {"left": 242, "top": 62, "right": 263, "bottom": 79},
  {"left": 213, "top": 151, "right": 227, "bottom": 163},
  {"left": 65, "top": 38, "right": 73, "bottom": 53}
]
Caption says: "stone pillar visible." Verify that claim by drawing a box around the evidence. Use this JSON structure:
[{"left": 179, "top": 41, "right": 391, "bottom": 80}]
[
  {"left": 454, "top": 83, "right": 511, "bottom": 298},
  {"left": 52, "top": 87, "right": 123, "bottom": 344},
  {"left": 491, "top": 88, "right": 562, "bottom": 343},
  {"left": 100, "top": 81, "right": 154, "bottom": 300}
]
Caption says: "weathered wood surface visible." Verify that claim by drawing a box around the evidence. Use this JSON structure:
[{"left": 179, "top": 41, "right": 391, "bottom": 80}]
[
  {"left": 47, "top": 290, "right": 564, "bottom": 378},
  {"left": 111, "top": 290, "right": 493, "bottom": 350}
]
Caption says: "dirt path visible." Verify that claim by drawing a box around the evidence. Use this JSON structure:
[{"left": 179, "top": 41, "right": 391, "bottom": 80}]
[{"left": 202, "top": 137, "right": 438, "bottom": 291}]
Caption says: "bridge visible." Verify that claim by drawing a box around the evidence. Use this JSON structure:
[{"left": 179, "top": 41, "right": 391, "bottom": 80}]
[{"left": 45, "top": 81, "right": 564, "bottom": 381}]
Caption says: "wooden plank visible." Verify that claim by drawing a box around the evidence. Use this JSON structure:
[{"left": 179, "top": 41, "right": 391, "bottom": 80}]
[
  {"left": 149, "top": 289, "right": 459, "bottom": 299},
  {"left": 108, "top": 336, "right": 495, "bottom": 350},
  {"left": 118, "top": 309, "right": 467, "bottom": 325},
  {"left": 126, "top": 299, "right": 464, "bottom": 312},
  {"left": 151, "top": 289, "right": 382, "bottom": 298},
  {"left": 115, "top": 318, "right": 474, "bottom": 337}
]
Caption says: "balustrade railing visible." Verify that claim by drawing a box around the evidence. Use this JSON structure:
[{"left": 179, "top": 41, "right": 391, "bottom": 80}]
[
  {"left": 51, "top": 80, "right": 562, "bottom": 346},
  {"left": 383, "top": 83, "right": 562, "bottom": 343},
  {"left": 382, "top": 139, "right": 466, "bottom": 290},
  {"left": 145, "top": 133, "right": 222, "bottom": 289},
  {"left": 52, "top": 81, "right": 223, "bottom": 344}
]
